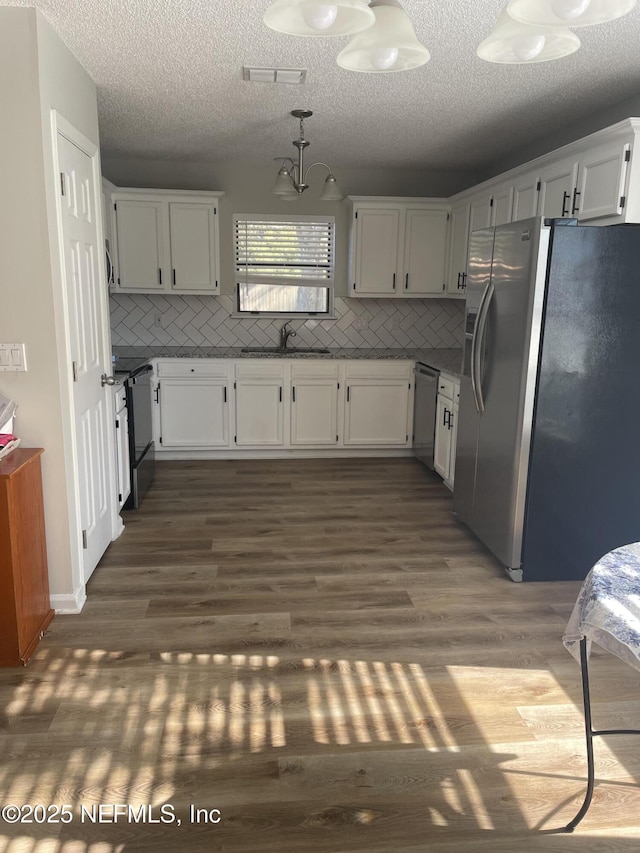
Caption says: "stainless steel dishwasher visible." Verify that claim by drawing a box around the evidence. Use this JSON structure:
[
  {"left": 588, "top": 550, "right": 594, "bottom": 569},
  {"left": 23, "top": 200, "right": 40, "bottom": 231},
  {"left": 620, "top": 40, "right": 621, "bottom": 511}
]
[{"left": 412, "top": 363, "right": 439, "bottom": 469}]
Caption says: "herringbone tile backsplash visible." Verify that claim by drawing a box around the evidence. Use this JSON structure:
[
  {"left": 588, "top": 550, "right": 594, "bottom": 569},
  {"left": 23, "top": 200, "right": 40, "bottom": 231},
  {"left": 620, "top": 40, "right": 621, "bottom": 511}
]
[{"left": 110, "top": 294, "right": 464, "bottom": 349}]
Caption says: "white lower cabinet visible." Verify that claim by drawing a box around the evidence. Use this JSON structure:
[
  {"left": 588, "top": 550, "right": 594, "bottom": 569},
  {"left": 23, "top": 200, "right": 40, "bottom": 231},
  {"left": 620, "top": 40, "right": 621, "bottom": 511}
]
[
  {"left": 160, "top": 379, "right": 229, "bottom": 447},
  {"left": 234, "top": 363, "right": 285, "bottom": 447},
  {"left": 434, "top": 374, "right": 460, "bottom": 489},
  {"left": 113, "top": 385, "right": 130, "bottom": 509},
  {"left": 343, "top": 362, "right": 412, "bottom": 446},
  {"left": 152, "top": 358, "right": 414, "bottom": 454},
  {"left": 155, "top": 360, "right": 230, "bottom": 448},
  {"left": 290, "top": 362, "right": 339, "bottom": 446}
]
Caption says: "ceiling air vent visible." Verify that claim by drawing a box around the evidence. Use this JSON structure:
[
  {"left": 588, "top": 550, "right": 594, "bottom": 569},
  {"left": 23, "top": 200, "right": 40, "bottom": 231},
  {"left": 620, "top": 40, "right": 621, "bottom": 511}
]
[{"left": 242, "top": 66, "right": 307, "bottom": 84}]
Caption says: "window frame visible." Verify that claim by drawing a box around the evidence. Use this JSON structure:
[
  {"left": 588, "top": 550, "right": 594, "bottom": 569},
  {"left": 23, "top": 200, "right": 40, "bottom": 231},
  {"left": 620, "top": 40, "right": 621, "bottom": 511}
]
[{"left": 233, "top": 213, "right": 335, "bottom": 319}]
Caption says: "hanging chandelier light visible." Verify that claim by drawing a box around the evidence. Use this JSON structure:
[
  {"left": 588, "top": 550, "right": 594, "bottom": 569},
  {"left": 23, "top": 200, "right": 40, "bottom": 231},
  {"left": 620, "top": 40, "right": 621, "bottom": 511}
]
[
  {"left": 337, "top": 0, "right": 430, "bottom": 72},
  {"left": 272, "top": 110, "right": 343, "bottom": 201},
  {"left": 263, "top": 0, "right": 375, "bottom": 37},
  {"left": 506, "top": 0, "right": 637, "bottom": 28},
  {"left": 477, "top": 8, "right": 580, "bottom": 63}
]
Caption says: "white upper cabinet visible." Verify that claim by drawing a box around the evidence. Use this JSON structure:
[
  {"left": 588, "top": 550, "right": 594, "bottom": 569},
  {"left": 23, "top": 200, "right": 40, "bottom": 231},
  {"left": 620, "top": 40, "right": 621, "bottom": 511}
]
[
  {"left": 402, "top": 208, "right": 449, "bottom": 295},
  {"left": 511, "top": 173, "right": 540, "bottom": 221},
  {"left": 538, "top": 156, "right": 578, "bottom": 219},
  {"left": 469, "top": 194, "right": 492, "bottom": 233},
  {"left": 490, "top": 185, "right": 514, "bottom": 227},
  {"left": 575, "top": 139, "right": 630, "bottom": 221},
  {"left": 110, "top": 188, "right": 224, "bottom": 295},
  {"left": 351, "top": 206, "right": 401, "bottom": 295},
  {"left": 446, "top": 199, "right": 470, "bottom": 296},
  {"left": 349, "top": 198, "right": 450, "bottom": 298}
]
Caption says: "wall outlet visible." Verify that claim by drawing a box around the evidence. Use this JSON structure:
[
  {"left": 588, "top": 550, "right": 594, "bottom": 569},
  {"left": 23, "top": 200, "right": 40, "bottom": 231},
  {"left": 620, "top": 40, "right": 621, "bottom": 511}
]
[
  {"left": 353, "top": 317, "right": 369, "bottom": 330},
  {"left": 153, "top": 312, "right": 163, "bottom": 328}
]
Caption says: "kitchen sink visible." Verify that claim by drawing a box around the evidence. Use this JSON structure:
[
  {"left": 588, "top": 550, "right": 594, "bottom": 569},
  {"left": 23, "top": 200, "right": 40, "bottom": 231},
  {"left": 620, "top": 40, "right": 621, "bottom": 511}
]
[{"left": 241, "top": 347, "right": 330, "bottom": 354}]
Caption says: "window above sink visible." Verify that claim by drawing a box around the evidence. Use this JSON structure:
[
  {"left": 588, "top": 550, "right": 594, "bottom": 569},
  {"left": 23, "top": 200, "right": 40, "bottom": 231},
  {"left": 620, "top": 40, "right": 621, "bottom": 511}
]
[{"left": 234, "top": 214, "right": 335, "bottom": 318}]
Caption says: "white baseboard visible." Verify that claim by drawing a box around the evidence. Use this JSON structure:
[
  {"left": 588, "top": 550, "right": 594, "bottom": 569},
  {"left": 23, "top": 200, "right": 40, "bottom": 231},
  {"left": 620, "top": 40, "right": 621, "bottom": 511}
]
[
  {"left": 155, "top": 448, "right": 415, "bottom": 461},
  {"left": 50, "top": 585, "right": 87, "bottom": 614}
]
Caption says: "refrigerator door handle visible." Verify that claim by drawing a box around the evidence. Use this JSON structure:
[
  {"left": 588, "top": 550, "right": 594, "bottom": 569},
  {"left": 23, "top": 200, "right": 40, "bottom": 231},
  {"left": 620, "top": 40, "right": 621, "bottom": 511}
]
[{"left": 471, "top": 280, "right": 493, "bottom": 414}]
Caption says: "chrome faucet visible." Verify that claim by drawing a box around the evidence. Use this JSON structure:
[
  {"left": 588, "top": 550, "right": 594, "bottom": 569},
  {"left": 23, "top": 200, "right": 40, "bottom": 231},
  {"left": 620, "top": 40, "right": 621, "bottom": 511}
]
[{"left": 279, "top": 321, "right": 297, "bottom": 349}]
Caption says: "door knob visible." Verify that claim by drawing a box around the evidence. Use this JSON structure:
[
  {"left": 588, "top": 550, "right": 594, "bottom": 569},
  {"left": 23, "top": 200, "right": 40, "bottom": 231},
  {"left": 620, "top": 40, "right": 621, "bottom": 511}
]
[{"left": 101, "top": 373, "right": 118, "bottom": 387}]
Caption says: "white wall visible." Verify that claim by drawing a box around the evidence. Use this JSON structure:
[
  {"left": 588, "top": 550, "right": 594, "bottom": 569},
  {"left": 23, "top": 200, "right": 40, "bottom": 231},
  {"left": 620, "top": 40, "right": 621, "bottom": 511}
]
[{"left": 0, "top": 8, "right": 100, "bottom": 609}]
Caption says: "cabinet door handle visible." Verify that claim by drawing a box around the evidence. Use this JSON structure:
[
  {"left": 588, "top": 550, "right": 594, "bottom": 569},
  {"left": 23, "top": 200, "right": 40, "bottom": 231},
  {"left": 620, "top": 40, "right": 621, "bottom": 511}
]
[
  {"left": 405, "top": 273, "right": 409, "bottom": 290},
  {"left": 461, "top": 272, "right": 467, "bottom": 289},
  {"left": 223, "top": 386, "right": 227, "bottom": 403},
  {"left": 571, "top": 188, "right": 581, "bottom": 215},
  {"left": 392, "top": 273, "right": 396, "bottom": 290},
  {"left": 457, "top": 272, "right": 462, "bottom": 290},
  {"left": 292, "top": 386, "right": 296, "bottom": 403},
  {"left": 443, "top": 407, "right": 449, "bottom": 426},
  {"left": 172, "top": 269, "right": 176, "bottom": 287},
  {"left": 158, "top": 268, "right": 162, "bottom": 285},
  {"left": 447, "top": 410, "right": 454, "bottom": 429},
  {"left": 347, "top": 386, "right": 350, "bottom": 402},
  {"left": 561, "top": 191, "right": 570, "bottom": 216}
]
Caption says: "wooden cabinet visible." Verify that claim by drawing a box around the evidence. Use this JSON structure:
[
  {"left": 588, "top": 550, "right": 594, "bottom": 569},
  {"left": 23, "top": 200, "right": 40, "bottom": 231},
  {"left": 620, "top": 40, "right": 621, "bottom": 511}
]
[
  {"left": 110, "top": 189, "right": 223, "bottom": 295},
  {"left": 155, "top": 360, "right": 230, "bottom": 448},
  {"left": 290, "top": 362, "right": 339, "bottom": 447},
  {"left": 349, "top": 198, "right": 449, "bottom": 297},
  {"left": 434, "top": 374, "right": 460, "bottom": 490},
  {"left": 343, "top": 361, "right": 413, "bottom": 446},
  {"left": 0, "top": 449, "right": 54, "bottom": 666},
  {"left": 113, "top": 385, "right": 131, "bottom": 509}
]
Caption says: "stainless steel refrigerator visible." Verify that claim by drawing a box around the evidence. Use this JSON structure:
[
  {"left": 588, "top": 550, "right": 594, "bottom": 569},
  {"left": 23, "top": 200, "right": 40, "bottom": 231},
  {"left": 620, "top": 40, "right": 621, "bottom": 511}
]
[{"left": 454, "top": 216, "right": 640, "bottom": 582}]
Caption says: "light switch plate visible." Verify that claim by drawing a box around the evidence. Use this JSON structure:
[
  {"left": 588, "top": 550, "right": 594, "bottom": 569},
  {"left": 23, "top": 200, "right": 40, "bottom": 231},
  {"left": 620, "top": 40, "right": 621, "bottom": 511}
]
[{"left": 0, "top": 343, "right": 27, "bottom": 371}]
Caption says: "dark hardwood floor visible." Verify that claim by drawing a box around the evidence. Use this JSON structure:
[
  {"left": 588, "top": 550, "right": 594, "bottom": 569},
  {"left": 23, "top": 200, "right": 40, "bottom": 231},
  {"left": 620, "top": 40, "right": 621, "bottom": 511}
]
[{"left": 1, "top": 458, "right": 639, "bottom": 852}]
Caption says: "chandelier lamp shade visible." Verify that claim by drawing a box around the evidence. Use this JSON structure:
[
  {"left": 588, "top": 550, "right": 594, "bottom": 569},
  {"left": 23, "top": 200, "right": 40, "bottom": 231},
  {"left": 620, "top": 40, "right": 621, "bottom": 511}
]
[
  {"left": 337, "top": 0, "right": 430, "bottom": 72},
  {"left": 477, "top": 9, "right": 581, "bottom": 63},
  {"left": 506, "top": 0, "right": 637, "bottom": 28},
  {"left": 273, "top": 110, "right": 343, "bottom": 201},
  {"left": 263, "top": 0, "right": 375, "bottom": 36}
]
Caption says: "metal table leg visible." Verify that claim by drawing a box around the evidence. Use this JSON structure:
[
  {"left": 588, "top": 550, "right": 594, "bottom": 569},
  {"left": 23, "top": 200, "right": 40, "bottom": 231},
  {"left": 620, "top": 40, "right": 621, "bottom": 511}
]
[{"left": 564, "top": 636, "right": 640, "bottom": 832}]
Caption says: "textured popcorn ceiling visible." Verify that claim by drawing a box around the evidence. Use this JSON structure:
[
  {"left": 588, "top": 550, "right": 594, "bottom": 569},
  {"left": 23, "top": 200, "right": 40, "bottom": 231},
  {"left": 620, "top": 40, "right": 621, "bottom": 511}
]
[{"left": 7, "top": 0, "right": 640, "bottom": 172}]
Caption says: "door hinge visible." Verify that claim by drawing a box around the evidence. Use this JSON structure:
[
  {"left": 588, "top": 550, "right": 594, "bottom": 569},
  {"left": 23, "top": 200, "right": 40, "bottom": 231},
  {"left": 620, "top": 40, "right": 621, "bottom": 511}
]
[
  {"left": 60, "top": 172, "right": 66, "bottom": 197},
  {"left": 114, "top": 202, "right": 118, "bottom": 211},
  {"left": 115, "top": 419, "right": 120, "bottom": 429},
  {"left": 442, "top": 283, "right": 445, "bottom": 291},
  {"left": 536, "top": 180, "right": 541, "bottom": 192},
  {"left": 336, "top": 435, "right": 339, "bottom": 443},
  {"left": 447, "top": 212, "right": 450, "bottom": 220},
  {"left": 406, "top": 434, "right": 408, "bottom": 442},
  {"left": 489, "top": 197, "right": 494, "bottom": 207},
  {"left": 214, "top": 207, "right": 217, "bottom": 214},
  {"left": 118, "top": 493, "right": 122, "bottom": 502},
  {"left": 408, "top": 382, "right": 411, "bottom": 390},
  {"left": 234, "top": 435, "right": 237, "bottom": 443},
  {"left": 82, "top": 529, "right": 87, "bottom": 550},
  {"left": 620, "top": 195, "right": 626, "bottom": 209},
  {"left": 234, "top": 381, "right": 237, "bottom": 390},
  {"left": 625, "top": 149, "right": 631, "bottom": 162},
  {"left": 337, "top": 382, "right": 340, "bottom": 390},
  {"left": 72, "top": 361, "right": 78, "bottom": 382},
  {"left": 355, "top": 211, "right": 358, "bottom": 219}
]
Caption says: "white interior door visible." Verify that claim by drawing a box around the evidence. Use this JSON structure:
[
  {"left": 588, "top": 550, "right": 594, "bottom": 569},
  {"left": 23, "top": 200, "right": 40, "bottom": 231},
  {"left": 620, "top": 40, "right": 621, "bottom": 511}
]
[{"left": 58, "top": 131, "right": 114, "bottom": 583}]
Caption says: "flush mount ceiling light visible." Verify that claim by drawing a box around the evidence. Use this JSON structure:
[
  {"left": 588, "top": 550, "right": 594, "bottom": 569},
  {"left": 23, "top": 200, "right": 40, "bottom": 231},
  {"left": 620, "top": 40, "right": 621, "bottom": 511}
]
[
  {"left": 273, "top": 110, "right": 343, "bottom": 201},
  {"left": 477, "top": 8, "right": 580, "bottom": 62},
  {"left": 263, "top": 0, "right": 375, "bottom": 36},
  {"left": 507, "top": 0, "right": 637, "bottom": 28},
  {"left": 336, "top": 0, "right": 430, "bottom": 72}
]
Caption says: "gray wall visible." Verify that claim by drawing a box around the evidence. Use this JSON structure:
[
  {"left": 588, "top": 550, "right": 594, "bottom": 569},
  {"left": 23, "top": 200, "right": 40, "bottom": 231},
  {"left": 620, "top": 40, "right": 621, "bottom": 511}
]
[
  {"left": 479, "top": 90, "right": 640, "bottom": 182},
  {"left": 0, "top": 8, "right": 100, "bottom": 604}
]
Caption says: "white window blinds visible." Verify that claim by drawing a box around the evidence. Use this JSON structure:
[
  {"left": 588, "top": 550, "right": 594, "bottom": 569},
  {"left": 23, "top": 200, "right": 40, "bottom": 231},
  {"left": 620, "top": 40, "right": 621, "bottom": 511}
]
[{"left": 234, "top": 215, "right": 334, "bottom": 289}]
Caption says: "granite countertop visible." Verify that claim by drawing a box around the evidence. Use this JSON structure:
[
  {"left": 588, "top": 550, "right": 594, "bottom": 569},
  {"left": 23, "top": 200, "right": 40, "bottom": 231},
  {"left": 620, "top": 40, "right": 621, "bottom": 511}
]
[{"left": 112, "top": 346, "right": 463, "bottom": 377}]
